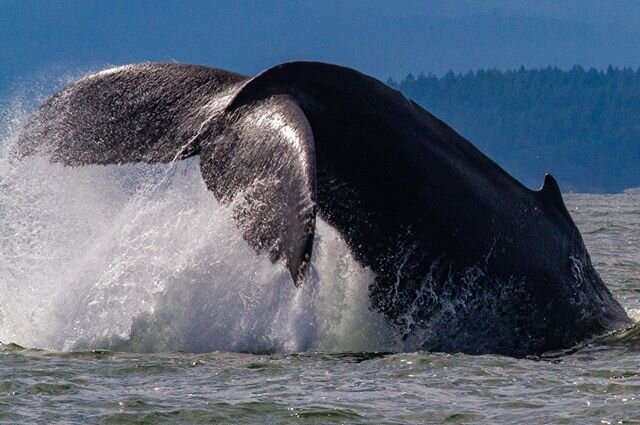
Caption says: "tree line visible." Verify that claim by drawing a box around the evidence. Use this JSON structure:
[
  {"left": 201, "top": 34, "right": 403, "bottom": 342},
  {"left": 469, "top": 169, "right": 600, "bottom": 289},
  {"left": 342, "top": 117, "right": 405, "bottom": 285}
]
[{"left": 389, "top": 65, "right": 640, "bottom": 193}]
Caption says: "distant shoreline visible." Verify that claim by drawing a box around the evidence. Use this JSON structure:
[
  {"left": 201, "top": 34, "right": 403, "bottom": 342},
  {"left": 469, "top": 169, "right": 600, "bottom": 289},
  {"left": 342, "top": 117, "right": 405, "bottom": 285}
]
[{"left": 393, "top": 66, "right": 640, "bottom": 194}]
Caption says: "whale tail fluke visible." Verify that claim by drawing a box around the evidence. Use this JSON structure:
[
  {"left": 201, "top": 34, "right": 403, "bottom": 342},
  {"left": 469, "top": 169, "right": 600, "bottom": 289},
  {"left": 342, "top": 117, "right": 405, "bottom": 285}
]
[{"left": 13, "top": 63, "right": 319, "bottom": 284}]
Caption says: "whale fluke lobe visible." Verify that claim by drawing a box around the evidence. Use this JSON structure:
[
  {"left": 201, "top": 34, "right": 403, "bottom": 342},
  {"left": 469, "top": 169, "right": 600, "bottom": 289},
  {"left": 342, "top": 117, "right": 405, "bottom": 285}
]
[
  {"left": 17, "top": 64, "right": 247, "bottom": 165},
  {"left": 202, "top": 93, "right": 317, "bottom": 284},
  {"left": 15, "top": 61, "right": 632, "bottom": 356}
]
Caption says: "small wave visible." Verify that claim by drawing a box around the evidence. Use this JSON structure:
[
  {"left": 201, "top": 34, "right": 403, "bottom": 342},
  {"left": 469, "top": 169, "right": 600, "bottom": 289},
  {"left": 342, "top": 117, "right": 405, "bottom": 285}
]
[{"left": 596, "top": 322, "right": 640, "bottom": 349}]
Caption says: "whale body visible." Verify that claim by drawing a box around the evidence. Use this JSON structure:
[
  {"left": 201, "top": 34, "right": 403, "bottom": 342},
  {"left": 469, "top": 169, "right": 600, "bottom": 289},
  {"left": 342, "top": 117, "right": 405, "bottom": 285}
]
[{"left": 15, "top": 62, "right": 631, "bottom": 356}]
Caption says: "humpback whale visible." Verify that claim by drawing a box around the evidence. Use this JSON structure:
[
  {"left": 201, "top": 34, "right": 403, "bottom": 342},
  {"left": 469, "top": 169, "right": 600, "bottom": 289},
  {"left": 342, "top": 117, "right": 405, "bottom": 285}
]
[{"left": 15, "top": 62, "right": 631, "bottom": 356}]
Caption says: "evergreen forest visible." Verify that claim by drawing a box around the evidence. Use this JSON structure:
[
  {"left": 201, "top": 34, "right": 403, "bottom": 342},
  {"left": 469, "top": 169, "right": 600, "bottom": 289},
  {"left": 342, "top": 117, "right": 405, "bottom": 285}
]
[{"left": 391, "top": 66, "right": 640, "bottom": 193}]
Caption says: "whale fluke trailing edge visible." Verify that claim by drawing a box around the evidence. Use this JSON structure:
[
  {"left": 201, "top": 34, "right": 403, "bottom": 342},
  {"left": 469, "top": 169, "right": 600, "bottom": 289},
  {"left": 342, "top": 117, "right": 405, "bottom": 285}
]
[{"left": 16, "top": 62, "right": 632, "bottom": 356}]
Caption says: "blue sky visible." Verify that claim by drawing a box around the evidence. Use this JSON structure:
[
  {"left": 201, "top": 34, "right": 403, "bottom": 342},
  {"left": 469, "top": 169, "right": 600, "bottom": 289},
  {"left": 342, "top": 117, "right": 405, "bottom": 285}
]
[{"left": 2, "top": 0, "right": 640, "bottom": 94}]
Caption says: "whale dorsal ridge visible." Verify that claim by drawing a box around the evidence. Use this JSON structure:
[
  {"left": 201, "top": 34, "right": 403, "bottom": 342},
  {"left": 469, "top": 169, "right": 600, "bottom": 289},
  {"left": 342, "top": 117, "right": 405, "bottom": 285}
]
[{"left": 539, "top": 173, "right": 573, "bottom": 221}]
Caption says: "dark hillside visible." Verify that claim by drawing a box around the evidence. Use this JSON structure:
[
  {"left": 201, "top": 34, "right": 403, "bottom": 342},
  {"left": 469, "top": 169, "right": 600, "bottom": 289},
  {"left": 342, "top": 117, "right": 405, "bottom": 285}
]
[{"left": 392, "top": 66, "right": 640, "bottom": 193}]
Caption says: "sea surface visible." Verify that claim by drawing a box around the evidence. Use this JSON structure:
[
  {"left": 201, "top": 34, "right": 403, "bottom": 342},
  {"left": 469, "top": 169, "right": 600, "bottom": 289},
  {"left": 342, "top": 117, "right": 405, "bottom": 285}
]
[{"left": 0, "top": 107, "right": 639, "bottom": 423}]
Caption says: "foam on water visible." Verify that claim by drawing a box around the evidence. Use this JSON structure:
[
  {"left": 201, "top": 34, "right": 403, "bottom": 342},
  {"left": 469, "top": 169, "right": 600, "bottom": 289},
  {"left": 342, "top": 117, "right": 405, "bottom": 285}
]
[{"left": 0, "top": 114, "right": 396, "bottom": 353}]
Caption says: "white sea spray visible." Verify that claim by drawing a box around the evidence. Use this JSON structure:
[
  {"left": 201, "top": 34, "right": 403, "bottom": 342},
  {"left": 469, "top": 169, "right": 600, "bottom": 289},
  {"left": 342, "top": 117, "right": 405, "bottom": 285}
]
[{"left": 0, "top": 133, "right": 396, "bottom": 352}]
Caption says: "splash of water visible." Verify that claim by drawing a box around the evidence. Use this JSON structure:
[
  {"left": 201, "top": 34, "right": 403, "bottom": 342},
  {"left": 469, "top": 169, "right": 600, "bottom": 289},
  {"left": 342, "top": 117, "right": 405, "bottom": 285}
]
[{"left": 0, "top": 107, "right": 397, "bottom": 352}]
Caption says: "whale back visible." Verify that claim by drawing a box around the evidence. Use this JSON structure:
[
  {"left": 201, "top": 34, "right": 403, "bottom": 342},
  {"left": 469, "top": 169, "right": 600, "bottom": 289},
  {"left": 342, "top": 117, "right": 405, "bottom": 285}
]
[
  {"left": 225, "top": 61, "right": 630, "bottom": 354},
  {"left": 228, "top": 62, "right": 547, "bottom": 284}
]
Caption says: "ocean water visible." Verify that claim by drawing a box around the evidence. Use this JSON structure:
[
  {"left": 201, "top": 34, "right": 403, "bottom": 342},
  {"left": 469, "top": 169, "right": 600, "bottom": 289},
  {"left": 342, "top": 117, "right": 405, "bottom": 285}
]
[{"left": 1, "top": 108, "right": 639, "bottom": 423}]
